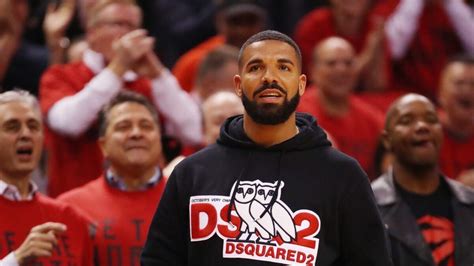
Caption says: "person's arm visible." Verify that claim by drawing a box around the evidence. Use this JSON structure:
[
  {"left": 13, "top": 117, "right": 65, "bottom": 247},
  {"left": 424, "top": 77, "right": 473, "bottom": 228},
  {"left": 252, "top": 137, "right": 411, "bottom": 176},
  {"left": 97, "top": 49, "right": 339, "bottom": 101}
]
[
  {"left": 43, "top": 0, "right": 76, "bottom": 65},
  {"left": 46, "top": 68, "right": 122, "bottom": 137},
  {"left": 46, "top": 29, "right": 154, "bottom": 137},
  {"left": 0, "top": 252, "right": 19, "bottom": 266},
  {"left": 384, "top": 0, "right": 425, "bottom": 59},
  {"left": 134, "top": 51, "right": 203, "bottom": 145},
  {"left": 339, "top": 163, "right": 393, "bottom": 265},
  {"left": 443, "top": 0, "right": 474, "bottom": 54},
  {"left": 141, "top": 169, "right": 188, "bottom": 265},
  {"left": 0, "top": 0, "right": 22, "bottom": 83}
]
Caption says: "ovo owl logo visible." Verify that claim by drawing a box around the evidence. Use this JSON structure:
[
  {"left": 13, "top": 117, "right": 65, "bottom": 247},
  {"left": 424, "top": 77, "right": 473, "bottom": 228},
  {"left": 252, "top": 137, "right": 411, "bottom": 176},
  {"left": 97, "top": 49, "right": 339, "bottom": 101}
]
[{"left": 189, "top": 180, "right": 321, "bottom": 265}]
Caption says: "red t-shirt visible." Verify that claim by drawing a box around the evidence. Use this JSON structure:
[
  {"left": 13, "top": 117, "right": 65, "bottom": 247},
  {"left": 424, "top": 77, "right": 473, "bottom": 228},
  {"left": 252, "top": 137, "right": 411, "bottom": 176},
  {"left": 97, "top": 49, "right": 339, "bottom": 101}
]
[
  {"left": 0, "top": 193, "right": 93, "bottom": 265},
  {"left": 39, "top": 62, "right": 153, "bottom": 197},
  {"left": 172, "top": 35, "right": 225, "bottom": 92},
  {"left": 297, "top": 87, "right": 384, "bottom": 179},
  {"left": 58, "top": 176, "right": 167, "bottom": 266},
  {"left": 440, "top": 128, "right": 474, "bottom": 179}
]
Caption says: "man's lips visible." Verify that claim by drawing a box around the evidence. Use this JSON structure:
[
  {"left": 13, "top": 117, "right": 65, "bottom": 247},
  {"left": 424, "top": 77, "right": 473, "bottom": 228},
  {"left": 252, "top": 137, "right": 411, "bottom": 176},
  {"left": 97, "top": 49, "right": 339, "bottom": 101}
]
[{"left": 253, "top": 83, "right": 287, "bottom": 98}]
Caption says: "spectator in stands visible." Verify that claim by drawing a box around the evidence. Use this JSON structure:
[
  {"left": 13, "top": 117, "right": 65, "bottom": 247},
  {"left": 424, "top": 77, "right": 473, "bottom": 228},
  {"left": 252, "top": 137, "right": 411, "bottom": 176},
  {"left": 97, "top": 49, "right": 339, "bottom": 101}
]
[
  {"left": 172, "top": 0, "right": 267, "bottom": 92},
  {"left": 0, "top": 90, "right": 93, "bottom": 265},
  {"left": 438, "top": 55, "right": 474, "bottom": 186},
  {"left": 58, "top": 91, "right": 167, "bottom": 265},
  {"left": 294, "top": 0, "right": 390, "bottom": 92},
  {"left": 0, "top": 0, "right": 75, "bottom": 95},
  {"left": 191, "top": 45, "right": 239, "bottom": 104},
  {"left": 372, "top": 93, "right": 474, "bottom": 266},
  {"left": 383, "top": 0, "right": 474, "bottom": 101},
  {"left": 297, "top": 37, "right": 384, "bottom": 179},
  {"left": 202, "top": 91, "right": 244, "bottom": 146},
  {"left": 39, "top": 0, "right": 201, "bottom": 197}
]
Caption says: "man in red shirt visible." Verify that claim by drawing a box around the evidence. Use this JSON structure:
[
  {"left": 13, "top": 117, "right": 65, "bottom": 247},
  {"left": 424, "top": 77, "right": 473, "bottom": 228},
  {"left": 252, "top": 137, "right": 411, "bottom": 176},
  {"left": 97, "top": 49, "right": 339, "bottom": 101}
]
[
  {"left": 438, "top": 56, "right": 474, "bottom": 186},
  {"left": 40, "top": 0, "right": 201, "bottom": 196},
  {"left": 58, "top": 91, "right": 167, "bottom": 265},
  {"left": 297, "top": 37, "right": 384, "bottom": 179},
  {"left": 0, "top": 90, "right": 92, "bottom": 265}
]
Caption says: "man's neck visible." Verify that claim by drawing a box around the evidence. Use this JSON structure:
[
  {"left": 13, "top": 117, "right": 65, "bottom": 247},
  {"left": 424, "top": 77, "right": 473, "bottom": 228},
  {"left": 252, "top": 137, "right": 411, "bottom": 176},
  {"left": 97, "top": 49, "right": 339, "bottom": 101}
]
[
  {"left": 0, "top": 173, "right": 31, "bottom": 198},
  {"left": 109, "top": 166, "right": 158, "bottom": 191},
  {"left": 318, "top": 90, "right": 350, "bottom": 117},
  {"left": 243, "top": 114, "right": 299, "bottom": 148},
  {"left": 392, "top": 161, "right": 440, "bottom": 195}
]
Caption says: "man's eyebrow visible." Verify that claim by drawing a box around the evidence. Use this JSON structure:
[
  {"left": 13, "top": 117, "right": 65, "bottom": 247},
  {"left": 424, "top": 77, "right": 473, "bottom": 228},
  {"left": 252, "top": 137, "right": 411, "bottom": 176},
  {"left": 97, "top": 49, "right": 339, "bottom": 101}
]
[
  {"left": 246, "top": 58, "right": 263, "bottom": 67},
  {"left": 277, "top": 58, "right": 295, "bottom": 66}
]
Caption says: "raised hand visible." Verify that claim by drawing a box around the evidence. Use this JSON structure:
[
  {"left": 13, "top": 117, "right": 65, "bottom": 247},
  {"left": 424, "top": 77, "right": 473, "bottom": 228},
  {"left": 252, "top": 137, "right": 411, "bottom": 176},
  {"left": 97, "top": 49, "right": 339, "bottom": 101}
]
[
  {"left": 43, "top": 0, "right": 76, "bottom": 44},
  {"left": 14, "top": 222, "right": 67, "bottom": 264}
]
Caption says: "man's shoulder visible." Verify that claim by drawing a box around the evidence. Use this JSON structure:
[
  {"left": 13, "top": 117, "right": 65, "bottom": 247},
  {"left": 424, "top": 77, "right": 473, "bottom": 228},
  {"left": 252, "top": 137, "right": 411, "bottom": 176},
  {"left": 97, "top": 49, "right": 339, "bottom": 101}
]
[
  {"left": 57, "top": 178, "right": 103, "bottom": 204},
  {"left": 34, "top": 193, "right": 90, "bottom": 224},
  {"left": 446, "top": 178, "right": 474, "bottom": 205}
]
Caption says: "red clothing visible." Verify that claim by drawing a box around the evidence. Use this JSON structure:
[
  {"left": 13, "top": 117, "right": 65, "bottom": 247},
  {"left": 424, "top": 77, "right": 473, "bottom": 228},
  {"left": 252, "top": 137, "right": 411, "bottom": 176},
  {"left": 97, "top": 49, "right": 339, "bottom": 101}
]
[
  {"left": 172, "top": 35, "right": 225, "bottom": 92},
  {"left": 57, "top": 176, "right": 167, "bottom": 266},
  {"left": 0, "top": 193, "right": 93, "bottom": 265},
  {"left": 297, "top": 87, "right": 384, "bottom": 179},
  {"left": 382, "top": 0, "right": 464, "bottom": 101},
  {"left": 293, "top": 7, "right": 392, "bottom": 83},
  {"left": 40, "top": 62, "right": 153, "bottom": 197},
  {"left": 440, "top": 128, "right": 474, "bottom": 179}
]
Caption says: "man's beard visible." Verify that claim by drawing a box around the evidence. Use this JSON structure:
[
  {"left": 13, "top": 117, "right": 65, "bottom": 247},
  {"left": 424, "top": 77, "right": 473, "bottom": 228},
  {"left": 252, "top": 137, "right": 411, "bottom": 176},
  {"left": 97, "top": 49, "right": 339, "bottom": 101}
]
[{"left": 241, "top": 83, "right": 300, "bottom": 125}]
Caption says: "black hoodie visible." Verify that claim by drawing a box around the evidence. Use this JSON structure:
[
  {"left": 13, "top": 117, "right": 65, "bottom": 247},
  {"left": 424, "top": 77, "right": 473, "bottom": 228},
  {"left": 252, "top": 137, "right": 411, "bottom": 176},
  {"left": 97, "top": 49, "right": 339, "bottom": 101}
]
[{"left": 142, "top": 113, "right": 393, "bottom": 266}]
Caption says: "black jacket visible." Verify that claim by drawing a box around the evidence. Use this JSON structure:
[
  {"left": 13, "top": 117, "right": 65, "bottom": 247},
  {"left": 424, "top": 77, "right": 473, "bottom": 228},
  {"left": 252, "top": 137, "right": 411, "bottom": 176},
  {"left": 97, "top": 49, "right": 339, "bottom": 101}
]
[
  {"left": 372, "top": 171, "right": 474, "bottom": 266},
  {"left": 142, "top": 113, "right": 393, "bottom": 265}
]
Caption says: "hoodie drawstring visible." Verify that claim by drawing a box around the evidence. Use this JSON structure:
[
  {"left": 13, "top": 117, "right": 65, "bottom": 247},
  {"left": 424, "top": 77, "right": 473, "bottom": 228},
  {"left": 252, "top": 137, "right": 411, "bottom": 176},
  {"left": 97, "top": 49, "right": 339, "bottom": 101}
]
[
  {"left": 227, "top": 152, "right": 253, "bottom": 224},
  {"left": 259, "top": 151, "right": 284, "bottom": 219}
]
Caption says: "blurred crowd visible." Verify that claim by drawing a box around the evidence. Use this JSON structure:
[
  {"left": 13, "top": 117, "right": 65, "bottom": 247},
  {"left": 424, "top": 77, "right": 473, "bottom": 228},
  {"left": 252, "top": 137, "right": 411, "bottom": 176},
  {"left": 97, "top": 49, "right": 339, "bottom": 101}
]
[{"left": 0, "top": 0, "right": 473, "bottom": 265}]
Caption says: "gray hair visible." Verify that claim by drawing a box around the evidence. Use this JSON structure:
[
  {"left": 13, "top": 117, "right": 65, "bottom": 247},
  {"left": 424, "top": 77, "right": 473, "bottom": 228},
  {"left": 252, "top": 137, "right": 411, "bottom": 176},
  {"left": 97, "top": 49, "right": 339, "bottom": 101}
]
[{"left": 0, "top": 90, "right": 41, "bottom": 116}]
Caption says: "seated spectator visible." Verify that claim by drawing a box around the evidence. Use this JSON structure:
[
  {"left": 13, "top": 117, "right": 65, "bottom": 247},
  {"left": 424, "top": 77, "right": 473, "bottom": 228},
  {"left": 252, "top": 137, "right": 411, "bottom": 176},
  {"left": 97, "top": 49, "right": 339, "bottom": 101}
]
[
  {"left": 438, "top": 55, "right": 474, "bottom": 185},
  {"left": 191, "top": 45, "right": 239, "bottom": 104},
  {"left": 172, "top": 0, "right": 267, "bottom": 92},
  {"left": 297, "top": 37, "right": 384, "bottom": 179},
  {"left": 58, "top": 91, "right": 167, "bottom": 265},
  {"left": 383, "top": 0, "right": 474, "bottom": 101},
  {"left": 372, "top": 93, "right": 474, "bottom": 266},
  {"left": 294, "top": 0, "right": 390, "bottom": 91},
  {"left": 0, "top": 0, "right": 76, "bottom": 95},
  {"left": 39, "top": 0, "right": 201, "bottom": 197},
  {"left": 0, "top": 90, "right": 92, "bottom": 265}
]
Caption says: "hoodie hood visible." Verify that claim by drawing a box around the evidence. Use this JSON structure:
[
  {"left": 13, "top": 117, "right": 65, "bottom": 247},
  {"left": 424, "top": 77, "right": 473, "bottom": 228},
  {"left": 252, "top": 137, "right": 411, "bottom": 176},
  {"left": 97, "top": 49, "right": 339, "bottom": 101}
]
[{"left": 217, "top": 112, "right": 331, "bottom": 151}]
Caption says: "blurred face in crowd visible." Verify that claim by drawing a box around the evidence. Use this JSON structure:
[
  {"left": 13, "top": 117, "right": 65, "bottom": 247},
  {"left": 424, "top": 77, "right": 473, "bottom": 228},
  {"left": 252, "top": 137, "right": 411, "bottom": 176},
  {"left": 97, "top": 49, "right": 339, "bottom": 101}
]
[
  {"left": 235, "top": 39, "right": 306, "bottom": 125},
  {"left": 218, "top": 9, "right": 266, "bottom": 48},
  {"left": 87, "top": 3, "right": 141, "bottom": 61},
  {"left": 198, "top": 61, "right": 238, "bottom": 101},
  {"left": 383, "top": 94, "right": 443, "bottom": 170},
  {"left": 439, "top": 62, "right": 474, "bottom": 134},
  {"left": 312, "top": 37, "right": 357, "bottom": 100},
  {"left": 100, "top": 102, "right": 161, "bottom": 175},
  {"left": 0, "top": 101, "right": 43, "bottom": 180},
  {"left": 330, "top": 0, "right": 371, "bottom": 18},
  {"left": 202, "top": 92, "right": 244, "bottom": 145}
]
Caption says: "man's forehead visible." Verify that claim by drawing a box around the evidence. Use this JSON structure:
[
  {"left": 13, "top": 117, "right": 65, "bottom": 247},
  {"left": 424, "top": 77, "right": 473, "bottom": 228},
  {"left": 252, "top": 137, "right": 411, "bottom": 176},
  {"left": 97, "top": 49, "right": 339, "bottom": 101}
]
[
  {"left": 108, "top": 102, "right": 154, "bottom": 121},
  {"left": 243, "top": 40, "right": 297, "bottom": 61},
  {"left": 0, "top": 102, "right": 40, "bottom": 121}
]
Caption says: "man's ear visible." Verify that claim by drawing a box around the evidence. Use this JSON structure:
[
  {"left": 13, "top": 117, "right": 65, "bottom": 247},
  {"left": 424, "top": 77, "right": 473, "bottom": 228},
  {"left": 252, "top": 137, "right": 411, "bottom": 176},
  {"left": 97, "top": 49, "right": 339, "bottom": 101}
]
[
  {"left": 234, "top": 75, "right": 242, "bottom": 97},
  {"left": 381, "top": 130, "right": 392, "bottom": 152},
  {"left": 298, "top": 74, "right": 307, "bottom": 96},
  {"left": 98, "top": 136, "right": 108, "bottom": 158}
]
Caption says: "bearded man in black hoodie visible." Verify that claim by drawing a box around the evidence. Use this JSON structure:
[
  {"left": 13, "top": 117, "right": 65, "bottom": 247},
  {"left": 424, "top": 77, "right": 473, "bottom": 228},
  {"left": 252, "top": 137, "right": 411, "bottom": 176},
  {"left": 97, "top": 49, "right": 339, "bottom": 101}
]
[{"left": 142, "top": 30, "right": 393, "bottom": 266}]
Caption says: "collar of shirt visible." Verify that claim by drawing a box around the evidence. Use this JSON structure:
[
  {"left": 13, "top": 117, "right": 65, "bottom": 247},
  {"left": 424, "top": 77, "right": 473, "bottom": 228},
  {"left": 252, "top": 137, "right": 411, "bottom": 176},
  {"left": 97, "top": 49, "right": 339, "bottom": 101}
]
[
  {"left": 0, "top": 179, "right": 38, "bottom": 201},
  {"left": 105, "top": 168, "right": 161, "bottom": 191},
  {"left": 83, "top": 49, "right": 139, "bottom": 82}
]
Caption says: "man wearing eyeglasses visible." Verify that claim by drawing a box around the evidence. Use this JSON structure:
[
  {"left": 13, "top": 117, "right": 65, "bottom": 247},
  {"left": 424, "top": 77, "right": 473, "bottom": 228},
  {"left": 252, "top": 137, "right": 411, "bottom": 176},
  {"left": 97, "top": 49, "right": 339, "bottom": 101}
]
[
  {"left": 438, "top": 55, "right": 474, "bottom": 187},
  {"left": 39, "top": 0, "right": 201, "bottom": 197}
]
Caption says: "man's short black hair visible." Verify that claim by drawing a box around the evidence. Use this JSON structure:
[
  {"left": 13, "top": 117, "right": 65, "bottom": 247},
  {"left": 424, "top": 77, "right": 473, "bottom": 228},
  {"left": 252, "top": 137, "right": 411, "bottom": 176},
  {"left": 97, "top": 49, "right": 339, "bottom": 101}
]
[
  {"left": 448, "top": 54, "right": 474, "bottom": 66},
  {"left": 98, "top": 91, "right": 159, "bottom": 137},
  {"left": 238, "top": 30, "right": 302, "bottom": 71}
]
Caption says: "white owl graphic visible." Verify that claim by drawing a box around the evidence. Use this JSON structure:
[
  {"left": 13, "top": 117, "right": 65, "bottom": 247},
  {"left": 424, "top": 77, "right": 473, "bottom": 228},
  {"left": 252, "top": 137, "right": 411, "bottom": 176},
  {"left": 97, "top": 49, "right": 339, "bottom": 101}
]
[{"left": 231, "top": 180, "right": 297, "bottom": 244}]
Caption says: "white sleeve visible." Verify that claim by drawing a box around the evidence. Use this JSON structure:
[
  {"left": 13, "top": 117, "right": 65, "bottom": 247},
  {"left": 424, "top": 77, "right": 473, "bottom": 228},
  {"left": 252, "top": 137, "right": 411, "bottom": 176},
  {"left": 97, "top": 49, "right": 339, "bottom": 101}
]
[
  {"left": 443, "top": 0, "right": 474, "bottom": 54},
  {"left": 150, "top": 69, "right": 203, "bottom": 145},
  {"left": 47, "top": 68, "right": 122, "bottom": 137},
  {"left": 384, "top": 0, "right": 426, "bottom": 59},
  {"left": 0, "top": 252, "right": 19, "bottom": 266}
]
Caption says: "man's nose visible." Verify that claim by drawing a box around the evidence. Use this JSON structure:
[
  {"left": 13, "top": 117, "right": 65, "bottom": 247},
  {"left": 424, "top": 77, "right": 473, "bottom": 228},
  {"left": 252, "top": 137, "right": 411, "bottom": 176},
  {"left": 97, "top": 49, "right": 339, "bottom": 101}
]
[
  {"left": 262, "top": 67, "right": 278, "bottom": 84},
  {"left": 129, "top": 125, "right": 144, "bottom": 138}
]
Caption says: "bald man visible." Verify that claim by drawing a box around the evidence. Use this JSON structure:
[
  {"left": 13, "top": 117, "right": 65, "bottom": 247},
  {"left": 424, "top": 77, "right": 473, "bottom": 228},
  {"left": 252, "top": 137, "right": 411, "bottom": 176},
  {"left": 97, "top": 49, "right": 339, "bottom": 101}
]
[
  {"left": 297, "top": 37, "right": 384, "bottom": 179},
  {"left": 438, "top": 56, "right": 474, "bottom": 185},
  {"left": 372, "top": 93, "right": 474, "bottom": 266}
]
